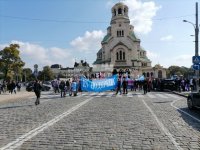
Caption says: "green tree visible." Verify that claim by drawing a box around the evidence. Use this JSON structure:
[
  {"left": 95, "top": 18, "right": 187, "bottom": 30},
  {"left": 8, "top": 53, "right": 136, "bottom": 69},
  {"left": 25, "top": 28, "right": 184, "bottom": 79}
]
[
  {"left": 38, "top": 66, "right": 54, "bottom": 81},
  {"left": 0, "top": 44, "right": 25, "bottom": 81},
  {"left": 167, "top": 65, "right": 191, "bottom": 78},
  {"left": 22, "top": 68, "right": 33, "bottom": 82}
]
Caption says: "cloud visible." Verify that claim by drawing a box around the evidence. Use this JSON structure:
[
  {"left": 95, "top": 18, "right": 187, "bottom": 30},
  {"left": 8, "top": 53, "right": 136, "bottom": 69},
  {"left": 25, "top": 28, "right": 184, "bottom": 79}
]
[
  {"left": 126, "top": 0, "right": 161, "bottom": 34},
  {"left": 107, "top": 0, "right": 161, "bottom": 34},
  {"left": 146, "top": 50, "right": 159, "bottom": 59},
  {"left": 146, "top": 50, "right": 161, "bottom": 67},
  {"left": 175, "top": 54, "right": 192, "bottom": 62},
  {"left": 160, "top": 35, "right": 174, "bottom": 41},
  {"left": 70, "top": 30, "right": 105, "bottom": 52},
  {"left": 160, "top": 54, "right": 192, "bottom": 68},
  {"left": 0, "top": 41, "right": 74, "bottom": 70},
  {"left": 50, "top": 47, "right": 71, "bottom": 59},
  {"left": 173, "top": 54, "right": 192, "bottom": 67}
]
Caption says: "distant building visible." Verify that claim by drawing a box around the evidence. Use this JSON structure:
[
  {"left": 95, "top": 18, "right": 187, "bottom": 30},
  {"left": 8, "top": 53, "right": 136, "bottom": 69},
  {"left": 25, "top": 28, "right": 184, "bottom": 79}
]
[
  {"left": 74, "top": 60, "right": 91, "bottom": 78},
  {"left": 50, "top": 60, "right": 91, "bottom": 78},
  {"left": 93, "top": 2, "right": 166, "bottom": 79}
]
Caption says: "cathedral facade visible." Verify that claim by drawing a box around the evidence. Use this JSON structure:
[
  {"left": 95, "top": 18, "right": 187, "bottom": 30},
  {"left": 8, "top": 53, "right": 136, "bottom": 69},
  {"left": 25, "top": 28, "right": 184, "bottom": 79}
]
[{"left": 93, "top": 2, "right": 166, "bottom": 79}]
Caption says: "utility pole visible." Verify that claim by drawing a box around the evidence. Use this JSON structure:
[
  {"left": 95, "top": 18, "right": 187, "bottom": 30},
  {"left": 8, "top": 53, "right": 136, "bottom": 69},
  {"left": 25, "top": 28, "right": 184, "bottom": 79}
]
[
  {"left": 195, "top": 2, "right": 199, "bottom": 57},
  {"left": 183, "top": 2, "right": 199, "bottom": 92},
  {"left": 195, "top": 2, "right": 199, "bottom": 92}
]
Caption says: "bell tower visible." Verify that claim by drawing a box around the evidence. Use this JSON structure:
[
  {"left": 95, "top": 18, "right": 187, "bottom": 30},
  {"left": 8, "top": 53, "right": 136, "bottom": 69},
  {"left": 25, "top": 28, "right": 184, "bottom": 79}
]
[
  {"left": 111, "top": 2, "right": 130, "bottom": 24},
  {"left": 93, "top": 2, "right": 166, "bottom": 79}
]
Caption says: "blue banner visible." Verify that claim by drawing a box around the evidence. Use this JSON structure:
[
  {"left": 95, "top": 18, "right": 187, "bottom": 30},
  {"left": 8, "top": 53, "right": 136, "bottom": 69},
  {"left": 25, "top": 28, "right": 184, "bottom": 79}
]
[{"left": 81, "top": 75, "right": 118, "bottom": 92}]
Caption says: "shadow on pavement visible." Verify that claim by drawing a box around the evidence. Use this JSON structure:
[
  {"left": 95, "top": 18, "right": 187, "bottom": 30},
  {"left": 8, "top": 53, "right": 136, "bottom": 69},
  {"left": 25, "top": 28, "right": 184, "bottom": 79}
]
[
  {"left": 153, "top": 101, "right": 173, "bottom": 104},
  {"left": 41, "top": 96, "right": 63, "bottom": 100},
  {"left": 0, "top": 104, "right": 33, "bottom": 109},
  {"left": 177, "top": 107, "right": 200, "bottom": 132}
]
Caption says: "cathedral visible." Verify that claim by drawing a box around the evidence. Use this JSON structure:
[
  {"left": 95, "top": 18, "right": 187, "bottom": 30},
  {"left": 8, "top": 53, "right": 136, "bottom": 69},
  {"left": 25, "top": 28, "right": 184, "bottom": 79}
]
[{"left": 93, "top": 2, "right": 166, "bottom": 79}]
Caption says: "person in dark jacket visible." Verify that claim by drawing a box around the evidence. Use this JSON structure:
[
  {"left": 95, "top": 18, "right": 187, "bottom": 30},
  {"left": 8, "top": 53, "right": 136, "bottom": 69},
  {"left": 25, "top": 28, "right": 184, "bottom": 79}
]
[
  {"left": 143, "top": 80, "right": 148, "bottom": 94},
  {"left": 66, "top": 79, "right": 71, "bottom": 94},
  {"left": 59, "top": 80, "right": 66, "bottom": 98},
  {"left": 34, "top": 80, "right": 42, "bottom": 105},
  {"left": 115, "top": 77, "right": 121, "bottom": 95},
  {"left": 10, "top": 80, "right": 16, "bottom": 94},
  {"left": 122, "top": 77, "right": 128, "bottom": 94}
]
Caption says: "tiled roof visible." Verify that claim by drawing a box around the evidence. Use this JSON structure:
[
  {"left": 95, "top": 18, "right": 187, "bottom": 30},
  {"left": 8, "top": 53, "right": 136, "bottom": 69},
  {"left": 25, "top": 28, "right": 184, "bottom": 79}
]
[
  {"left": 129, "top": 32, "right": 140, "bottom": 42},
  {"left": 101, "top": 34, "right": 111, "bottom": 43}
]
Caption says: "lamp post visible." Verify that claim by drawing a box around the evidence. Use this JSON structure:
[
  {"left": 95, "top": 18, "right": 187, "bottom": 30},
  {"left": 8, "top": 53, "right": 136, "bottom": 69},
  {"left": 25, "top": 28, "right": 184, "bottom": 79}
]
[{"left": 183, "top": 2, "right": 199, "bottom": 92}]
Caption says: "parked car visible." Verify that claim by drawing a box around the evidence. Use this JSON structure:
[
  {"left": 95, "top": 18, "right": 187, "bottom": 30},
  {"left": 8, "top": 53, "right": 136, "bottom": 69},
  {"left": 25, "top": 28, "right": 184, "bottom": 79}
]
[
  {"left": 187, "top": 92, "right": 200, "bottom": 110},
  {"left": 42, "top": 81, "right": 52, "bottom": 90},
  {"left": 26, "top": 82, "right": 51, "bottom": 92},
  {"left": 160, "top": 79, "right": 176, "bottom": 91}
]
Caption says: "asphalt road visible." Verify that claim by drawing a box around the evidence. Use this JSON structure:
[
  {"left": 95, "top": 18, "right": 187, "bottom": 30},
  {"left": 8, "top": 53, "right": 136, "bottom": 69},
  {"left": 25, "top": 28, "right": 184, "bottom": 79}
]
[{"left": 0, "top": 91, "right": 199, "bottom": 150}]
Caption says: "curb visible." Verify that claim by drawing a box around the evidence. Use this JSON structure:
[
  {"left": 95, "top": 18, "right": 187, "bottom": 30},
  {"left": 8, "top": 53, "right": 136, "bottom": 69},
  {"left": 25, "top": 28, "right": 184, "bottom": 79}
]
[
  {"left": 164, "top": 89, "right": 188, "bottom": 98},
  {"left": 171, "top": 91, "right": 188, "bottom": 98}
]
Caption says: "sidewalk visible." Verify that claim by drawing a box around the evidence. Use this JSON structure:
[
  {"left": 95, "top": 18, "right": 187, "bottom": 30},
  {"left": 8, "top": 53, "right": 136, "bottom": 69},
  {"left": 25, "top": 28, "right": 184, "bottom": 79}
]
[
  {"left": 172, "top": 91, "right": 190, "bottom": 98},
  {"left": 0, "top": 87, "right": 34, "bottom": 103}
]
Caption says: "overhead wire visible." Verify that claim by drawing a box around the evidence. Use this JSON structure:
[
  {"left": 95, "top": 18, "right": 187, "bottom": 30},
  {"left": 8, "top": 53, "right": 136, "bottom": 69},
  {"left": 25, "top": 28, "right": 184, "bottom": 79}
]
[{"left": 0, "top": 14, "right": 195, "bottom": 23}]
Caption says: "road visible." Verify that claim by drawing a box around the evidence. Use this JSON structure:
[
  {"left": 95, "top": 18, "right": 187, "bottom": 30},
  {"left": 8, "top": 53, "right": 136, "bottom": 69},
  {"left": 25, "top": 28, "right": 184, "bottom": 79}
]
[{"left": 0, "top": 91, "right": 199, "bottom": 150}]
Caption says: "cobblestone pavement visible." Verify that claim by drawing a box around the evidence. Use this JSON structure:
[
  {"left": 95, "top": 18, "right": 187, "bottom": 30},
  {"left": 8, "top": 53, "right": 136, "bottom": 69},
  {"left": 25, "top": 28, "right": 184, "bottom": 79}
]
[{"left": 0, "top": 91, "right": 200, "bottom": 150}]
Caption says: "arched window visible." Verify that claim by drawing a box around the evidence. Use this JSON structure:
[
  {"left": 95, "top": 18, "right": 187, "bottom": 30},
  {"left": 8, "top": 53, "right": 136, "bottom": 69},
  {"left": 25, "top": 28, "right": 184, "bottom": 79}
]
[
  {"left": 120, "top": 51, "right": 122, "bottom": 60},
  {"left": 123, "top": 52, "right": 125, "bottom": 60},
  {"left": 118, "top": 8, "right": 122, "bottom": 15},
  {"left": 114, "top": 9, "right": 116, "bottom": 16},
  {"left": 116, "top": 52, "right": 119, "bottom": 60},
  {"left": 117, "top": 30, "right": 124, "bottom": 37}
]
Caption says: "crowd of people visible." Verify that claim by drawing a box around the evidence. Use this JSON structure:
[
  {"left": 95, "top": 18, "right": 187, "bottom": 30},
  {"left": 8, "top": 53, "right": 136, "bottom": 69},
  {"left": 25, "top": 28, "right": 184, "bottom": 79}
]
[
  {"left": 115, "top": 76, "right": 200, "bottom": 95},
  {"left": 50, "top": 79, "right": 79, "bottom": 98},
  {"left": 0, "top": 81, "right": 21, "bottom": 94},
  {"left": 1, "top": 74, "right": 199, "bottom": 106},
  {"left": 173, "top": 78, "right": 198, "bottom": 92},
  {"left": 115, "top": 76, "right": 153, "bottom": 95}
]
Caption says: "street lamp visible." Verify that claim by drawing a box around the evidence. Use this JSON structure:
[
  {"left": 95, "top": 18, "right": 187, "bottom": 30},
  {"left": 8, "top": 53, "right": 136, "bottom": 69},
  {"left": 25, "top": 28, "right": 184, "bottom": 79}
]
[
  {"left": 183, "top": 20, "right": 199, "bottom": 56},
  {"left": 183, "top": 2, "right": 199, "bottom": 92}
]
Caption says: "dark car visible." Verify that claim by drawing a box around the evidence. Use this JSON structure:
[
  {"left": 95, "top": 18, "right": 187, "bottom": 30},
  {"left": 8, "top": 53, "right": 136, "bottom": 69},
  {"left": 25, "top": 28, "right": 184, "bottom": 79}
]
[
  {"left": 187, "top": 92, "right": 200, "bottom": 110},
  {"left": 26, "top": 82, "right": 51, "bottom": 92},
  {"left": 160, "top": 79, "right": 176, "bottom": 91}
]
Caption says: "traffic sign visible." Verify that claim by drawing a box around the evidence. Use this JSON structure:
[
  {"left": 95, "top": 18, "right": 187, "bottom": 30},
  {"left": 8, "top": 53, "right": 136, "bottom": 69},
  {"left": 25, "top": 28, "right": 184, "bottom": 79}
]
[
  {"left": 192, "top": 56, "right": 200, "bottom": 64},
  {"left": 192, "top": 64, "right": 200, "bottom": 70}
]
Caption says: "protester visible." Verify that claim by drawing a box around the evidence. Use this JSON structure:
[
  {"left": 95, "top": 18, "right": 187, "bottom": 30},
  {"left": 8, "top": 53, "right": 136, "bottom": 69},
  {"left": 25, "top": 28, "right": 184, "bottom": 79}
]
[
  {"left": 59, "top": 80, "right": 66, "bottom": 98},
  {"left": 122, "top": 77, "right": 128, "bottom": 94},
  {"left": 34, "top": 80, "right": 42, "bottom": 105},
  {"left": 66, "top": 79, "right": 71, "bottom": 94},
  {"left": 53, "top": 80, "right": 60, "bottom": 93},
  {"left": 115, "top": 77, "right": 121, "bottom": 95},
  {"left": 16, "top": 82, "right": 21, "bottom": 91},
  {"left": 143, "top": 80, "right": 148, "bottom": 94},
  {"left": 10, "top": 80, "right": 16, "bottom": 94},
  {"left": 70, "top": 79, "right": 77, "bottom": 96},
  {"left": 2, "top": 81, "right": 6, "bottom": 93}
]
